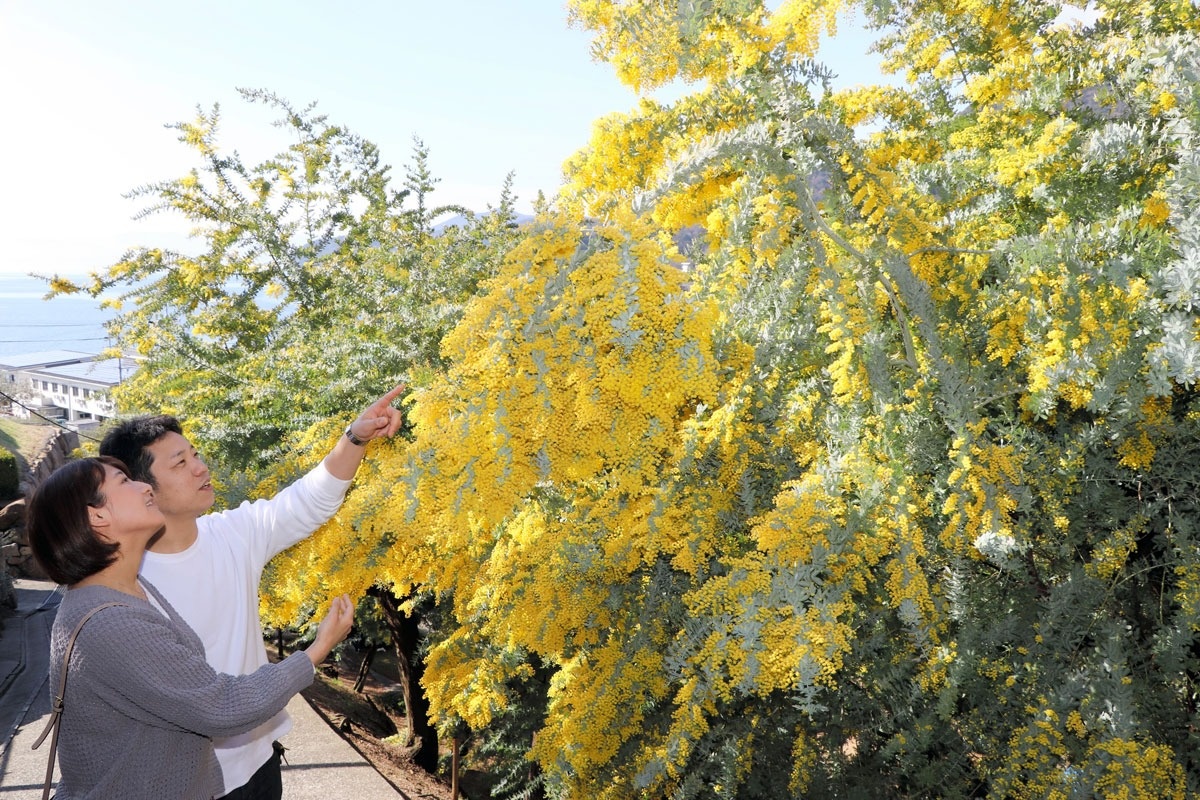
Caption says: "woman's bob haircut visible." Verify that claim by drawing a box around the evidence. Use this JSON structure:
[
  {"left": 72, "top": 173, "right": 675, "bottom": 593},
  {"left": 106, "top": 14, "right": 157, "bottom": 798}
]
[{"left": 28, "top": 456, "right": 130, "bottom": 586}]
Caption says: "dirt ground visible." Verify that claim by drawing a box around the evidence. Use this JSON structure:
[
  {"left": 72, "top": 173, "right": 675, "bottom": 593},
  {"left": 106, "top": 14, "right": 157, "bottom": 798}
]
[{"left": 297, "top": 646, "right": 481, "bottom": 800}]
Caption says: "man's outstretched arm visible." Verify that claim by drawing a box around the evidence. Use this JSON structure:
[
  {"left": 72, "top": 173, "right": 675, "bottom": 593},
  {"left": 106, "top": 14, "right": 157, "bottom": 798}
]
[{"left": 324, "top": 383, "right": 407, "bottom": 480}]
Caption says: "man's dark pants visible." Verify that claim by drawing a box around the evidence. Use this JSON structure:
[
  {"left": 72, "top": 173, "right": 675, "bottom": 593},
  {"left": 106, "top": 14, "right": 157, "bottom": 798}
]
[{"left": 219, "top": 741, "right": 287, "bottom": 800}]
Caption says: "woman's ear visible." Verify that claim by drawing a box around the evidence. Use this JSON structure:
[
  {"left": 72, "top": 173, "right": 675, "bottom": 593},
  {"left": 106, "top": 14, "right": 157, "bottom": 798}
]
[{"left": 88, "top": 505, "right": 110, "bottom": 533}]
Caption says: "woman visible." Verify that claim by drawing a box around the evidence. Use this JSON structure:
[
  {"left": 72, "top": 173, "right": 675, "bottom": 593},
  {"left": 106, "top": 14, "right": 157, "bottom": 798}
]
[{"left": 27, "top": 456, "right": 355, "bottom": 800}]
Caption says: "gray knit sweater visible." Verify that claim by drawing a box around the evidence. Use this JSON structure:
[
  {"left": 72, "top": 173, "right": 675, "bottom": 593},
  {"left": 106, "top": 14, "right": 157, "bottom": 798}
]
[{"left": 47, "top": 581, "right": 314, "bottom": 800}]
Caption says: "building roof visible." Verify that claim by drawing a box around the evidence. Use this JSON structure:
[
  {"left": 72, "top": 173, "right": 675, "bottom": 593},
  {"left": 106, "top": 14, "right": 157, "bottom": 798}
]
[
  {"left": 0, "top": 349, "right": 97, "bottom": 369},
  {"left": 27, "top": 357, "right": 139, "bottom": 387}
]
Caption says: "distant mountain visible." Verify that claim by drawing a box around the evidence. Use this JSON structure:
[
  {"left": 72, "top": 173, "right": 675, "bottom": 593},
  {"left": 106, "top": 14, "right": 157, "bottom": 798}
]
[{"left": 432, "top": 211, "right": 535, "bottom": 235}]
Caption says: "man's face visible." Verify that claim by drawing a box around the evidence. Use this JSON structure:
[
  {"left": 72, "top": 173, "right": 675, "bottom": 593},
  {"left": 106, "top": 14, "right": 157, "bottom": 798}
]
[{"left": 145, "top": 431, "right": 215, "bottom": 520}]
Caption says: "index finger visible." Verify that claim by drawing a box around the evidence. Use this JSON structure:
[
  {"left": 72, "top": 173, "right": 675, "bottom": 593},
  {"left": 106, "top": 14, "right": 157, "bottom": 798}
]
[{"left": 373, "top": 382, "right": 406, "bottom": 408}]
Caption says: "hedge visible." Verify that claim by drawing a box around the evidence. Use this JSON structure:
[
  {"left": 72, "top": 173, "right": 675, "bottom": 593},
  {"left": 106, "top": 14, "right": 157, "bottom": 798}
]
[{"left": 0, "top": 448, "right": 18, "bottom": 503}]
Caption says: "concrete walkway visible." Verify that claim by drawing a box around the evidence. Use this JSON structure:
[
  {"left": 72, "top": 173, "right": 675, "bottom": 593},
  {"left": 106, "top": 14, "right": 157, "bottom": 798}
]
[{"left": 0, "top": 579, "right": 404, "bottom": 799}]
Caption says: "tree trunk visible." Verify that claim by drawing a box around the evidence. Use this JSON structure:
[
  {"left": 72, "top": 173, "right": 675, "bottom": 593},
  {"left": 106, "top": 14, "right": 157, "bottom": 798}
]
[
  {"left": 352, "top": 643, "right": 379, "bottom": 693},
  {"left": 371, "top": 587, "right": 439, "bottom": 773},
  {"left": 451, "top": 736, "right": 460, "bottom": 800}
]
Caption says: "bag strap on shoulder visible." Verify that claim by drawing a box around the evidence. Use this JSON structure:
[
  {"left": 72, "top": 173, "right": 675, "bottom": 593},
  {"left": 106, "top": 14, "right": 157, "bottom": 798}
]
[{"left": 32, "top": 601, "right": 128, "bottom": 800}]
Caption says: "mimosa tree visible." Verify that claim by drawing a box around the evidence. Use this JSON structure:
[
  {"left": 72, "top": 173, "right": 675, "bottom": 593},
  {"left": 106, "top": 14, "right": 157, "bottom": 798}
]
[
  {"left": 65, "top": 1, "right": 1200, "bottom": 796},
  {"left": 270, "top": 0, "right": 1200, "bottom": 796}
]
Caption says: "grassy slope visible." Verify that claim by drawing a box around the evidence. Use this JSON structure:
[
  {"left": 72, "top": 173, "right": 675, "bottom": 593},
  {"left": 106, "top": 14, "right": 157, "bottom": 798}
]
[
  {"left": 0, "top": 417, "right": 56, "bottom": 458},
  {"left": 0, "top": 418, "right": 58, "bottom": 487}
]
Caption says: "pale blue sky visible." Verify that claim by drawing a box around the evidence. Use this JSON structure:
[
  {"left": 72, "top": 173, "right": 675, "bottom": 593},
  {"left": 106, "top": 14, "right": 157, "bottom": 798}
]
[{"left": 0, "top": 1, "right": 887, "bottom": 276}]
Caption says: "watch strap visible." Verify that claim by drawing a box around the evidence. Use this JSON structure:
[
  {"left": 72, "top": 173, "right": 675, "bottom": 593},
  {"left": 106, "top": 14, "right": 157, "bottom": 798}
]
[{"left": 344, "top": 425, "right": 368, "bottom": 446}]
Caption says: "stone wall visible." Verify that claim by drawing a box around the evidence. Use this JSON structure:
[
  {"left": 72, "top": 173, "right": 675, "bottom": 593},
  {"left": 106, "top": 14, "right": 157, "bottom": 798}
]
[
  {"left": 21, "top": 428, "right": 80, "bottom": 496},
  {"left": 2, "top": 428, "right": 78, "bottom": 582}
]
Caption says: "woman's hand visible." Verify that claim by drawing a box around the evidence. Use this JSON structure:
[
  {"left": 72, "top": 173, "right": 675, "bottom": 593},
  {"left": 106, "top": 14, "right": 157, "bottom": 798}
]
[{"left": 304, "top": 594, "right": 356, "bottom": 668}]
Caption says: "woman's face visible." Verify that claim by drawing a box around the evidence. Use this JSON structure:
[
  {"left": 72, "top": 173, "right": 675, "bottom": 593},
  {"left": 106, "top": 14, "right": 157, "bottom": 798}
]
[{"left": 96, "top": 463, "right": 165, "bottom": 545}]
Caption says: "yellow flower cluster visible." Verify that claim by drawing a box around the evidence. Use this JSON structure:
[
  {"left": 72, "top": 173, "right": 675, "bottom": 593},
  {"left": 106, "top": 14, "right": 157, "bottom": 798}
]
[
  {"left": 829, "top": 85, "right": 925, "bottom": 130},
  {"left": 1140, "top": 192, "right": 1171, "bottom": 229},
  {"left": 765, "top": 0, "right": 841, "bottom": 61},
  {"left": 1116, "top": 429, "right": 1156, "bottom": 471},
  {"left": 562, "top": 102, "right": 674, "bottom": 214},
  {"left": 817, "top": 282, "right": 872, "bottom": 403},
  {"left": 987, "top": 116, "right": 1080, "bottom": 199},
  {"left": 1015, "top": 271, "right": 1145, "bottom": 415},
  {"left": 531, "top": 638, "right": 672, "bottom": 797},
  {"left": 941, "top": 426, "right": 1023, "bottom": 557},
  {"left": 562, "top": 85, "right": 758, "bottom": 220},
  {"left": 567, "top": 0, "right": 690, "bottom": 91},
  {"left": 788, "top": 727, "right": 819, "bottom": 794},
  {"left": 990, "top": 703, "right": 1071, "bottom": 799},
  {"left": 1084, "top": 514, "right": 1147, "bottom": 582},
  {"left": 424, "top": 626, "right": 534, "bottom": 731},
  {"left": 1083, "top": 738, "right": 1187, "bottom": 800},
  {"left": 569, "top": 0, "right": 852, "bottom": 93},
  {"left": 986, "top": 294, "right": 1032, "bottom": 367},
  {"left": 990, "top": 700, "right": 1188, "bottom": 799}
]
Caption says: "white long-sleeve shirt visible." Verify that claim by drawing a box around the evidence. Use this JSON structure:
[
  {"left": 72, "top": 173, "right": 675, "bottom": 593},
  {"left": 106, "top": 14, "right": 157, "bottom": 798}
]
[{"left": 139, "top": 463, "right": 351, "bottom": 796}]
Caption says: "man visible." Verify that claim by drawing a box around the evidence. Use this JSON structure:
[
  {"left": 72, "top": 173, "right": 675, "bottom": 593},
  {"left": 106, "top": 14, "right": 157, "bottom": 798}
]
[{"left": 98, "top": 384, "right": 404, "bottom": 800}]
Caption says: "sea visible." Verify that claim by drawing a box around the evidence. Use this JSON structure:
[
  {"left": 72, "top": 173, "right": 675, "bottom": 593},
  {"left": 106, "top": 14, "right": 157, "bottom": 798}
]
[{"left": 0, "top": 273, "right": 117, "bottom": 360}]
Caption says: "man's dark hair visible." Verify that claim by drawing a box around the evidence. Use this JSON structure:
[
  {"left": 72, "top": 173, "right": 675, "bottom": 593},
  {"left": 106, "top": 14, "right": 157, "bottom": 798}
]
[
  {"left": 28, "top": 456, "right": 128, "bottom": 585},
  {"left": 99, "top": 415, "right": 183, "bottom": 487}
]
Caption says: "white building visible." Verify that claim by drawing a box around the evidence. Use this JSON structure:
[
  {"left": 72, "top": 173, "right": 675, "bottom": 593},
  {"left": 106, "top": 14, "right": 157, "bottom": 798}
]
[{"left": 1, "top": 350, "right": 139, "bottom": 428}]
